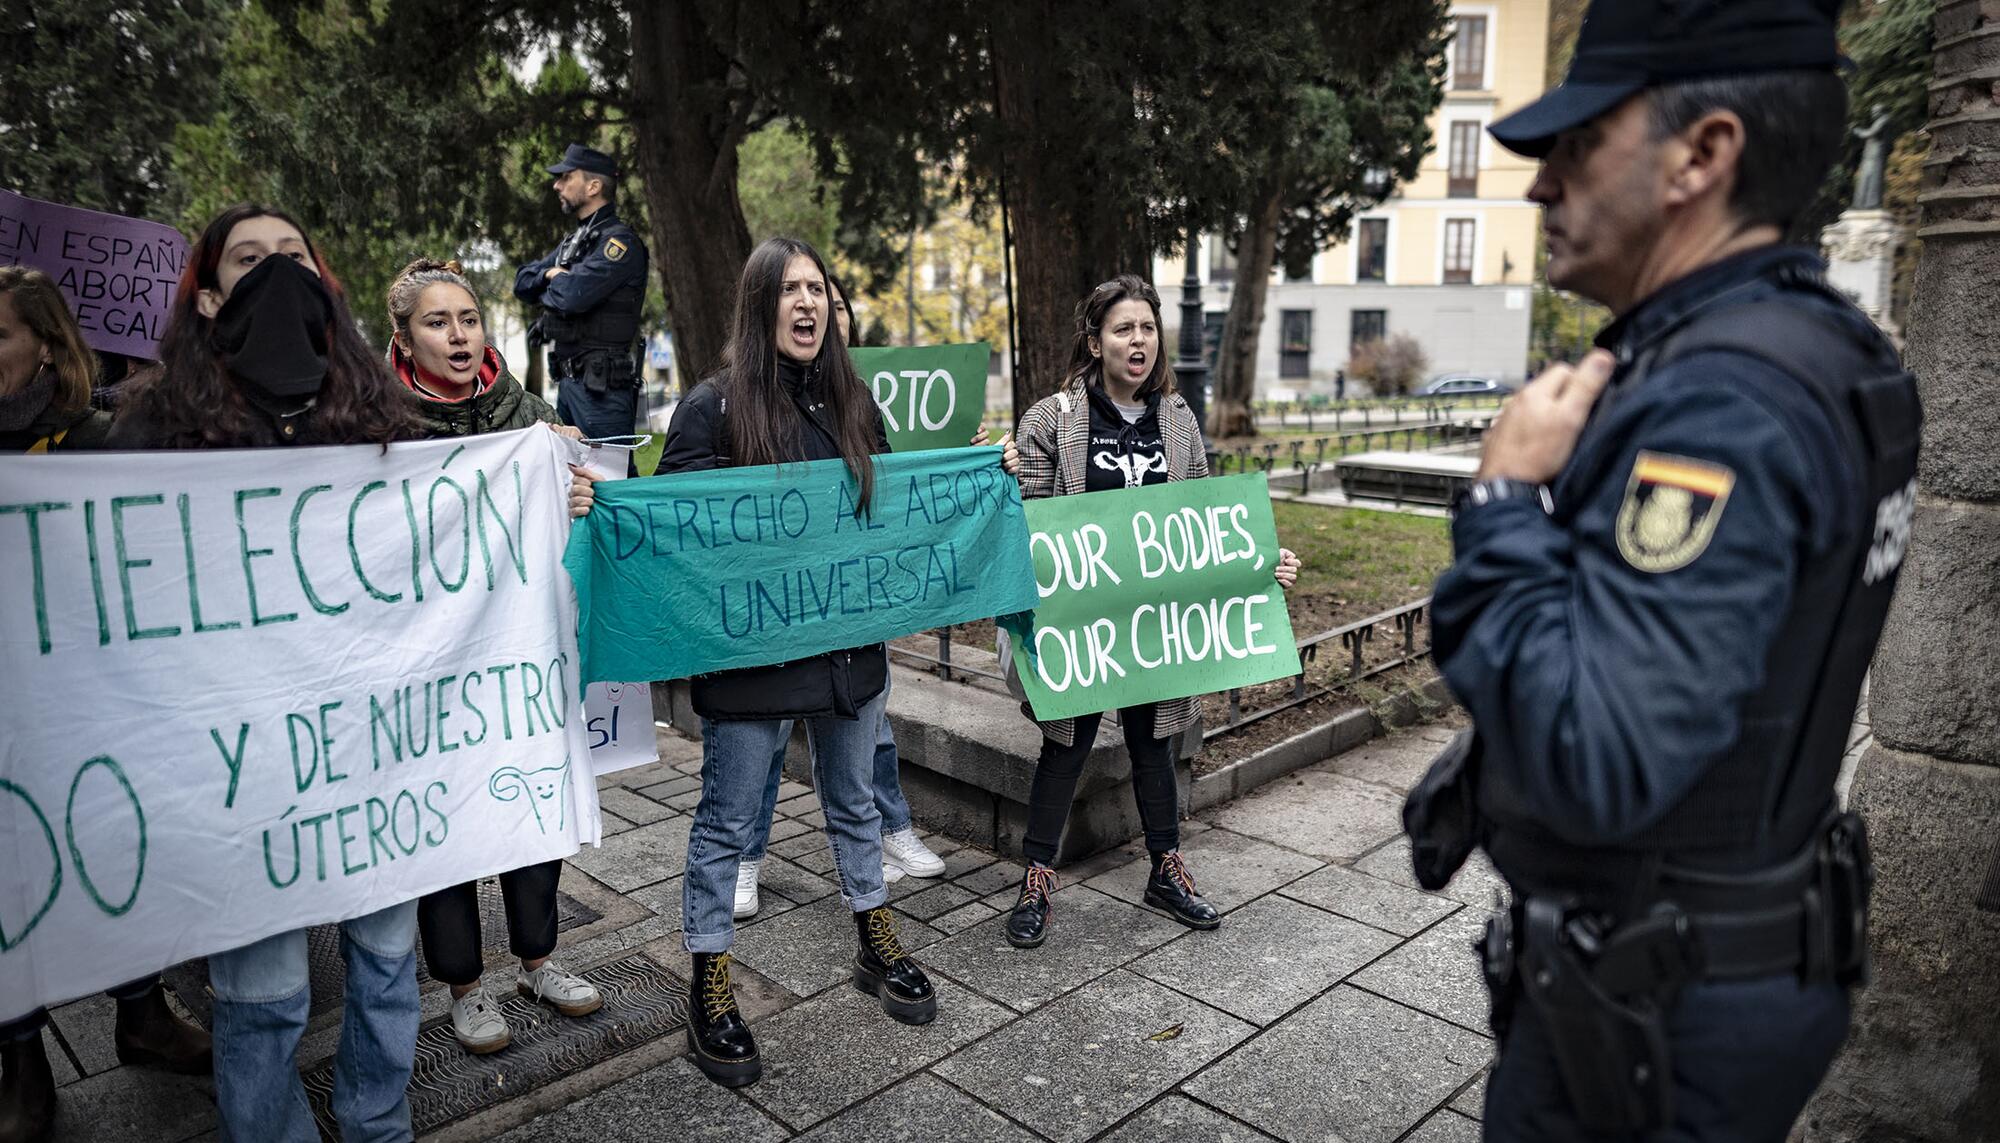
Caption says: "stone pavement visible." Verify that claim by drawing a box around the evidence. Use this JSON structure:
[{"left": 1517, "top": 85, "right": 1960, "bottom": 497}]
[{"left": 33, "top": 717, "right": 1497, "bottom": 1143}]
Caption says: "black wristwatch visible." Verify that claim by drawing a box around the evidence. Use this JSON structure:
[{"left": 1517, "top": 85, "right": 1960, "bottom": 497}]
[{"left": 1450, "top": 477, "right": 1553, "bottom": 517}]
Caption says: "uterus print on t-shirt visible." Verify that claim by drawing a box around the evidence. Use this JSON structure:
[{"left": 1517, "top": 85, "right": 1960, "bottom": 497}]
[{"left": 1091, "top": 430, "right": 1168, "bottom": 489}]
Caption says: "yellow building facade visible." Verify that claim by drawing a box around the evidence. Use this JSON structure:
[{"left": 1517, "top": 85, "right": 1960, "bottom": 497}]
[{"left": 1161, "top": 0, "right": 1551, "bottom": 392}]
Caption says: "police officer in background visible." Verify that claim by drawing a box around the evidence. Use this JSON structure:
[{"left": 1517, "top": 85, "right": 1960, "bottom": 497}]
[
  {"left": 514, "top": 144, "right": 649, "bottom": 454},
  {"left": 1408, "top": 0, "right": 1921, "bottom": 1138}
]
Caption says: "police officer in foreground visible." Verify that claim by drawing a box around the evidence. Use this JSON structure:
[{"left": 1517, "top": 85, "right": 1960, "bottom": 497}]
[
  {"left": 514, "top": 144, "right": 649, "bottom": 457},
  {"left": 1408, "top": 0, "right": 1920, "bottom": 1138}
]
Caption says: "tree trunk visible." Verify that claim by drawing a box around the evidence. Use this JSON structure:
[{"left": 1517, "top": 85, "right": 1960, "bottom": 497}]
[
  {"left": 991, "top": 4, "right": 1151, "bottom": 420},
  {"left": 627, "top": 3, "right": 753, "bottom": 390},
  {"left": 1803, "top": 3, "right": 2000, "bottom": 1139},
  {"left": 1211, "top": 180, "right": 1284, "bottom": 439}
]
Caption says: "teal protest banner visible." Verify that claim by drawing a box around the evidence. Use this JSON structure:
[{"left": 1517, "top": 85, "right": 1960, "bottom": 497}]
[
  {"left": 1007, "top": 475, "right": 1302, "bottom": 721},
  {"left": 851, "top": 342, "right": 990, "bottom": 452},
  {"left": 565, "top": 446, "right": 1037, "bottom": 684}
]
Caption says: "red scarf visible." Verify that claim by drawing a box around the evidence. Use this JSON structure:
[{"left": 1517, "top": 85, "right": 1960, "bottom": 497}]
[{"left": 395, "top": 344, "right": 502, "bottom": 403}]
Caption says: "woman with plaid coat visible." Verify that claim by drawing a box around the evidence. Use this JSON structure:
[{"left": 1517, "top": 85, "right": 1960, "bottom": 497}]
[{"left": 1004, "top": 275, "right": 1300, "bottom": 949}]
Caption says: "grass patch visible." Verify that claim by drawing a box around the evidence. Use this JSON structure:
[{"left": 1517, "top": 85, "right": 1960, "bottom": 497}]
[{"left": 1271, "top": 500, "right": 1451, "bottom": 614}]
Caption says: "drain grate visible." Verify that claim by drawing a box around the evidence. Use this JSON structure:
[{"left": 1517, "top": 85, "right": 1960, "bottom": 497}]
[
  {"left": 301, "top": 952, "right": 688, "bottom": 1139},
  {"left": 161, "top": 881, "right": 604, "bottom": 1027}
]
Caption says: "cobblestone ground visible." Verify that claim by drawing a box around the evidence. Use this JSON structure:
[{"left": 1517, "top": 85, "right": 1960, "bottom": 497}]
[{"left": 42, "top": 720, "right": 1503, "bottom": 1142}]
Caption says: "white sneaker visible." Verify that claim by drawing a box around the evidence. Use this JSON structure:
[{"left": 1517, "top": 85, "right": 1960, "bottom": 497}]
[
  {"left": 448, "top": 986, "right": 510, "bottom": 1053},
  {"left": 517, "top": 960, "right": 603, "bottom": 1017},
  {"left": 881, "top": 827, "right": 946, "bottom": 878},
  {"left": 733, "top": 858, "right": 763, "bottom": 919},
  {"left": 881, "top": 861, "right": 907, "bottom": 885}
]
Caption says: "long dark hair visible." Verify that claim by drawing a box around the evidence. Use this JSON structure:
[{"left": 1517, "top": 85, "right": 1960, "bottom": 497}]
[
  {"left": 0, "top": 266, "right": 97, "bottom": 416},
  {"left": 117, "top": 204, "right": 417, "bottom": 448},
  {"left": 721, "top": 237, "right": 881, "bottom": 512},
  {"left": 1062, "top": 274, "right": 1177, "bottom": 399}
]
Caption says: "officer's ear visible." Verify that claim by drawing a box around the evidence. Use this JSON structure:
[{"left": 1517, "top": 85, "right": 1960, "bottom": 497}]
[{"left": 1663, "top": 109, "right": 1749, "bottom": 213}]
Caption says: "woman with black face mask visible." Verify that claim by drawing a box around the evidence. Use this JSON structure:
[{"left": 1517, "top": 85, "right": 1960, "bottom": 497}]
[{"left": 105, "top": 205, "right": 425, "bottom": 1143}]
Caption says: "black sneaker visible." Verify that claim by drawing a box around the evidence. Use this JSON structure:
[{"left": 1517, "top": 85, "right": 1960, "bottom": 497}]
[
  {"left": 1006, "top": 864, "right": 1059, "bottom": 949},
  {"left": 853, "top": 907, "right": 938, "bottom": 1025},
  {"left": 685, "top": 952, "right": 760, "bottom": 1087},
  {"left": 1143, "top": 850, "right": 1221, "bottom": 930}
]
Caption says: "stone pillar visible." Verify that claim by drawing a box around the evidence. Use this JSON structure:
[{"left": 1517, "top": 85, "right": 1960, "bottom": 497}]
[
  {"left": 1820, "top": 209, "right": 1901, "bottom": 336},
  {"left": 1801, "top": 3, "right": 2000, "bottom": 1139}
]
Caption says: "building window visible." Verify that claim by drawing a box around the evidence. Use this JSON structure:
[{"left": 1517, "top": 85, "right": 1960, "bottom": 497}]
[
  {"left": 1207, "top": 235, "right": 1238, "bottom": 284},
  {"left": 1452, "top": 15, "right": 1488, "bottom": 91},
  {"left": 1443, "top": 219, "right": 1476, "bottom": 284},
  {"left": 1279, "top": 310, "right": 1312, "bottom": 379},
  {"left": 1448, "top": 121, "right": 1481, "bottom": 198},
  {"left": 1356, "top": 219, "right": 1388, "bottom": 283},
  {"left": 1350, "top": 309, "right": 1387, "bottom": 352}
]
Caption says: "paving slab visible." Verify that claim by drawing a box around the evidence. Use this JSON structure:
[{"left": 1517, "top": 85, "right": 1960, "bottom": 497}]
[
  {"left": 765, "top": 817, "right": 813, "bottom": 847},
  {"left": 1277, "top": 863, "right": 1462, "bottom": 937},
  {"left": 1354, "top": 837, "right": 1509, "bottom": 911},
  {"left": 490, "top": 1056, "right": 788, "bottom": 1143},
  {"left": 1405, "top": 1109, "right": 1484, "bottom": 1142},
  {"left": 596, "top": 785, "right": 673, "bottom": 826},
  {"left": 605, "top": 760, "right": 683, "bottom": 790},
  {"left": 920, "top": 886, "right": 1186, "bottom": 1011},
  {"left": 1096, "top": 1095, "right": 1278, "bottom": 1143},
  {"left": 934, "top": 969, "right": 1255, "bottom": 1143},
  {"left": 955, "top": 859, "right": 1028, "bottom": 898},
  {"left": 727, "top": 899, "right": 943, "bottom": 998},
  {"left": 635, "top": 774, "right": 704, "bottom": 802},
  {"left": 777, "top": 780, "right": 813, "bottom": 801},
  {"left": 756, "top": 856, "right": 839, "bottom": 906},
  {"left": 45, "top": 1064, "right": 215, "bottom": 1143},
  {"left": 790, "top": 1073, "right": 1040, "bottom": 1142},
  {"left": 938, "top": 847, "right": 998, "bottom": 880},
  {"left": 1451, "top": 1068, "right": 1488, "bottom": 1119},
  {"left": 930, "top": 900, "right": 1002, "bottom": 935},
  {"left": 1201, "top": 769, "right": 1404, "bottom": 862},
  {"left": 775, "top": 793, "right": 819, "bottom": 818},
  {"left": 1323, "top": 732, "right": 1453, "bottom": 794},
  {"left": 1349, "top": 907, "right": 1495, "bottom": 1033},
  {"left": 1185, "top": 985, "right": 1490, "bottom": 1143},
  {"left": 741, "top": 979, "right": 1013, "bottom": 1131},
  {"left": 564, "top": 816, "right": 693, "bottom": 893},
  {"left": 666, "top": 789, "right": 705, "bottom": 811},
  {"left": 1082, "top": 828, "right": 1323, "bottom": 915},
  {"left": 894, "top": 881, "right": 982, "bottom": 921},
  {"left": 47, "top": 993, "right": 121, "bottom": 1078},
  {"left": 1129, "top": 895, "right": 1401, "bottom": 1025}
]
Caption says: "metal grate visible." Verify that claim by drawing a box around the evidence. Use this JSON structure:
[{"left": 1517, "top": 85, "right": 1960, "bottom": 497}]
[{"left": 302, "top": 952, "right": 689, "bottom": 1139}]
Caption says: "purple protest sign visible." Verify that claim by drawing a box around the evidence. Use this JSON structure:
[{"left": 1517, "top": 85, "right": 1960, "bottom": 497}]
[{"left": 0, "top": 189, "right": 188, "bottom": 359}]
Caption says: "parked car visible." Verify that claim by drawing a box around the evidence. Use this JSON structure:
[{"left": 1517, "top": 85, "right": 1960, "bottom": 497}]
[{"left": 1417, "top": 374, "right": 1512, "bottom": 398}]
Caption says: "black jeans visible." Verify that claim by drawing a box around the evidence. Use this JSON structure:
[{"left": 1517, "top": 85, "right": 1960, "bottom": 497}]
[
  {"left": 1022, "top": 705, "right": 1180, "bottom": 866},
  {"left": 417, "top": 860, "right": 563, "bottom": 987}
]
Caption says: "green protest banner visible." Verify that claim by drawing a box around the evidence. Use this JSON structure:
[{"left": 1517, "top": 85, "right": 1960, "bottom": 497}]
[
  {"left": 851, "top": 342, "right": 990, "bottom": 452},
  {"left": 1008, "top": 474, "right": 1302, "bottom": 721},
  {"left": 565, "top": 446, "right": 1037, "bottom": 684}
]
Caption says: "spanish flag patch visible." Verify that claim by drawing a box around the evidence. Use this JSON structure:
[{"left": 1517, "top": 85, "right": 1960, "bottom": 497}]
[
  {"left": 1614, "top": 451, "right": 1735, "bottom": 572},
  {"left": 604, "top": 237, "right": 628, "bottom": 262}
]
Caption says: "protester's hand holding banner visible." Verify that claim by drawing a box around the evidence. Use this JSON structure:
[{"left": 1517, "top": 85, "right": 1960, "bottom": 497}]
[
  {"left": 853, "top": 342, "right": 990, "bottom": 452},
  {"left": 1008, "top": 474, "right": 1303, "bottom": 721},
  {"left": 565, "top": 446, "right": 1037, "bottom": 684},
  {"left": 570, "top": 438, "right": 661, "bottom": 775},
  {"left": 0, "top": 428, "right": 596, "bottom": 1021}
]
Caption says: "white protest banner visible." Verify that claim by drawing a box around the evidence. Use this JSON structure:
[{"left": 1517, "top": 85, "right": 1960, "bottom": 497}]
[
  {"left": 0, "top": 428, "right": 597, "bottom": 1021},
  {"left": 572, "top": 440, "right": 660, "bottom": 777}
]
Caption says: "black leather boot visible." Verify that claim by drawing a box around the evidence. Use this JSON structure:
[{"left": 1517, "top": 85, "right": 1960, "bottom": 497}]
[
  {"left": 0, "top": 1033, "right": 56, "bottom": 1143},
  {"left": 113, "top": 983, "right": 211, "bottom": 1075},
  {"left": 852, "top": 908, "right": 937, "bottom": 1025},
  {"left": 1143, "top": 850, "right": 1221, "bottom": 930},
  {"left": 1006, "top": 864, "right": 1059, "bottom": 949},
  {"left": 685, "top": 953, "right": 760, "bottom": 1087}
]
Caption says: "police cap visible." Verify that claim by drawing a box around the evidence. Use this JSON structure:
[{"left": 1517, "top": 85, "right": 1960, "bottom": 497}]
[
  {"left": 547, "top": 143, "right": 618, "bottom": 178},
  {"left": 1490, "top": 0, "right": 1843, "bottom": 158}
]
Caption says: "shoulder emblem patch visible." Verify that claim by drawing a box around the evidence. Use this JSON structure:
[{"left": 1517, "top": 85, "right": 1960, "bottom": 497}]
[
  {"left": 1614, "top": 451, "right": 1735, "bottom": 573},
  {"left": 603, "top": 237, "right": 628, "bottom": 262}
]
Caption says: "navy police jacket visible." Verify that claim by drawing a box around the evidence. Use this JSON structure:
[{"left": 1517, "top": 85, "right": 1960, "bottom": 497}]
[
  {"left": 1431, "top": 246, "right": 1910, "bottom": 861},
  {"left": 512, "top": 206, "right": 648, "bottom": 354}
]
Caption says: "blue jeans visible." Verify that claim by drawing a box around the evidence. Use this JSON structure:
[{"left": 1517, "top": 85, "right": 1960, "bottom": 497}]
[
  {"left": 684, "top": 690, "right": 891, "bottom": 952},
  {"left": 744, "top": 681, "right": 912, "bottom": 862},
  {"left": 208, "top": 902, "right": 419, "bottom": 1143}
]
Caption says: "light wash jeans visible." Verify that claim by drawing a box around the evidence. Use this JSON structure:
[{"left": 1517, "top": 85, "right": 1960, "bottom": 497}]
[
  {"left": 684, "top": 690, "right": 890, "bottom": 952},
  {"left": 207, "top": 902, "right": 419, "bottom": 1143},
  {"left": 745, "top": 676, "right": 912, "bottom": 861}
]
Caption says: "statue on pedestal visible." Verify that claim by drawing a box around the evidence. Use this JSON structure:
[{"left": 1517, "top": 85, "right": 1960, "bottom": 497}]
[{"left": 1852, "top": 104, "right": 1892, "bottom": 212}]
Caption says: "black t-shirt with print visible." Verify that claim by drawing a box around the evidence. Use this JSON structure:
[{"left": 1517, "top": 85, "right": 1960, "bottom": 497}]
[{"left": 1084, "top": 383, "right": 1169, "bottom": 492}]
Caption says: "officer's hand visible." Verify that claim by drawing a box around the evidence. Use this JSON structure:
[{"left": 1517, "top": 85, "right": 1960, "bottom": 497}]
[
  {"left": 548, "top": 424, "right": 585, "bottom": 441},
  {"left": 998, "top": 431, "right": 1021, "bottom": 475},
  {"left": 545, "top": 266, "right": 568, "bottom": 281},
  {"left": 568, "top": 464, "right": 599, "bottom": 518},
  {"left": 1274, "top": 547, "right": 1301, "bottom": 590},
  {"left": 1476, "top": 350, "right": 1614, "bottom": 483}
]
